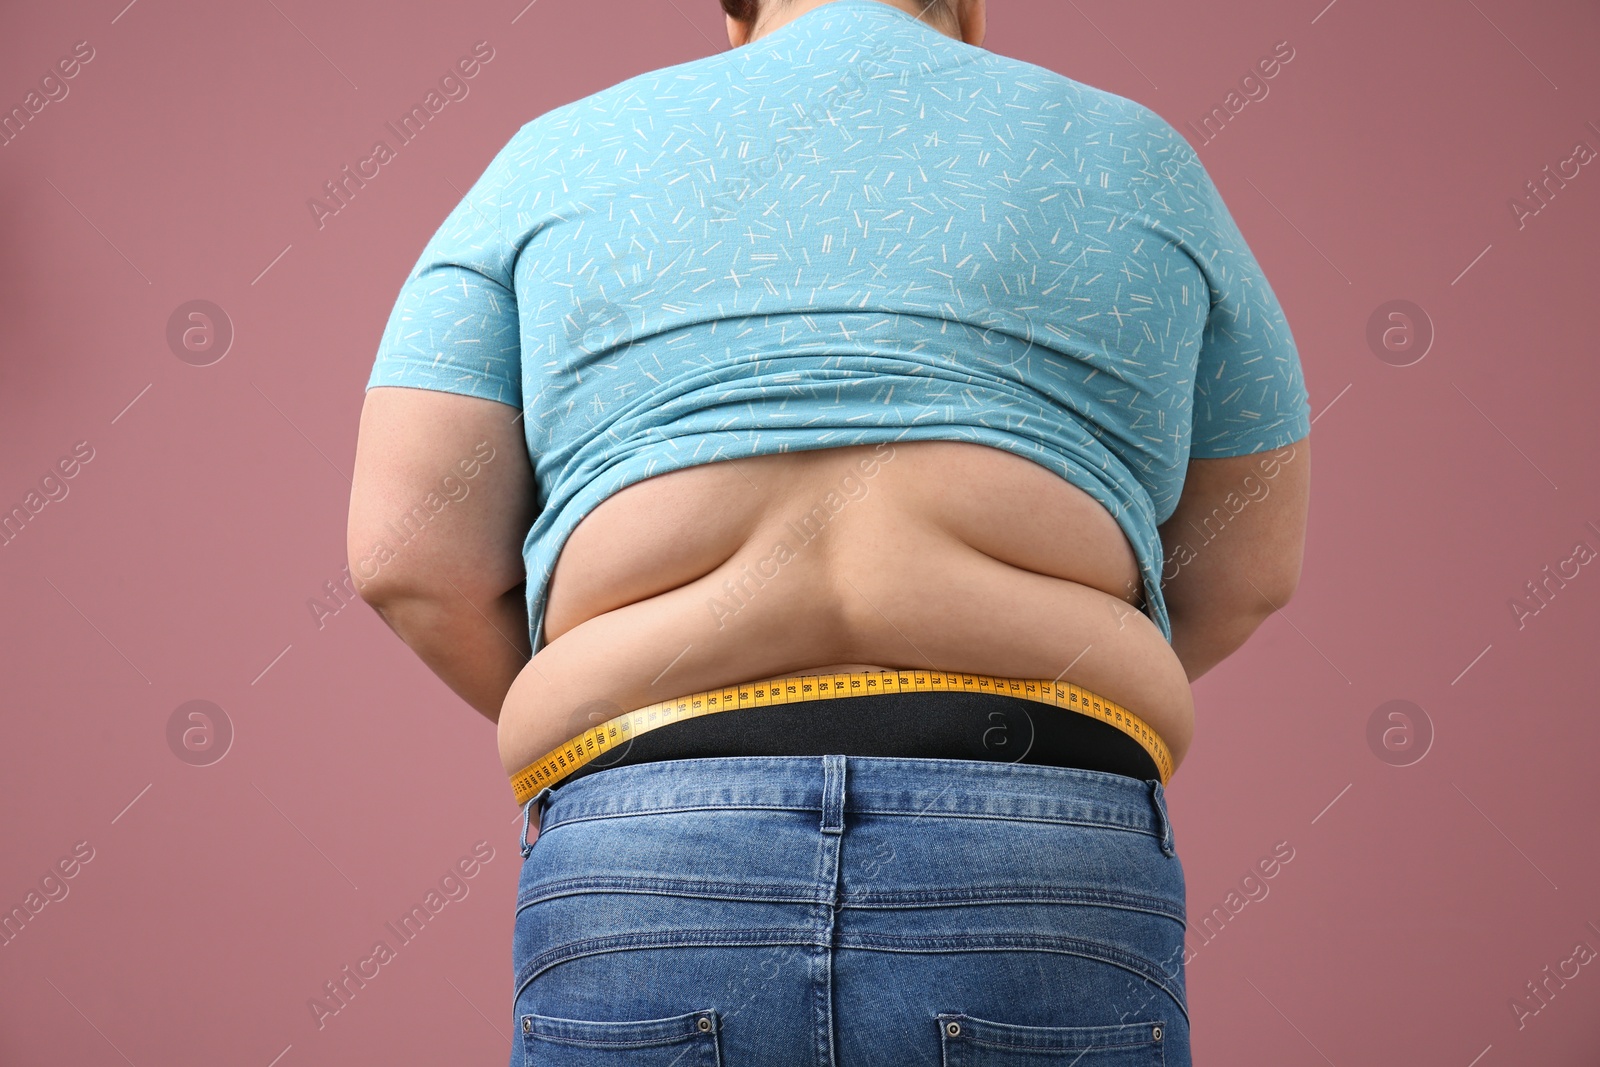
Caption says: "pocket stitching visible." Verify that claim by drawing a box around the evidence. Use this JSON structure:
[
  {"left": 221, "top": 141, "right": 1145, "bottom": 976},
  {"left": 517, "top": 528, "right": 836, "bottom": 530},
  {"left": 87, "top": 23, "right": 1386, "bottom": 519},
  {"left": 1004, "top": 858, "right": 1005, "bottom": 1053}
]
[
  {"left": 520, "top": 1007, "right": 720, "bottom": 1049},
  {"left": 937, "top": 1012, "right": 1167, "bottom": 1052}
]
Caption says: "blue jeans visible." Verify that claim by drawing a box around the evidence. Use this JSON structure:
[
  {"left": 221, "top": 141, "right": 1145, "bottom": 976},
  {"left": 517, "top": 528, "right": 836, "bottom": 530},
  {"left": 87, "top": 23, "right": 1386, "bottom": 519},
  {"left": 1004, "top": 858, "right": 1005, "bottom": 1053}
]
[{"left": 512, "top": 755, "right": 1189, "bottom": 1065}]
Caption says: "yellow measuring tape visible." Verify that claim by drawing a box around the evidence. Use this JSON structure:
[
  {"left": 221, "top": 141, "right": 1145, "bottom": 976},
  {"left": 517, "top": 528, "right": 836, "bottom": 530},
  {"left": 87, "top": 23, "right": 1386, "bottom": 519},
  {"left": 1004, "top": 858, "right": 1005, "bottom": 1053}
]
[{"left": 510, "top": 670, "right": 1173, "bottom": 805}]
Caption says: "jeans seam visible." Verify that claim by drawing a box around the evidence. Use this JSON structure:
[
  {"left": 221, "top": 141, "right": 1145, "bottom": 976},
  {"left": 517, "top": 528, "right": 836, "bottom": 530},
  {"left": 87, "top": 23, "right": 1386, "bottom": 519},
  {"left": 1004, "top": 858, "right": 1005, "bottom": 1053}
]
[
  {"left": 835, "top": 934, "right": 1189, "bottom": 1024},
  {"left": 541, "top": 804, "right": 1160, "bottom": 832},
  {"left": 514, "top": 928, "right": 827, "bottom": 1002},
  {"left": 515, "top": 877, "right": 833, "bottom": 911}
]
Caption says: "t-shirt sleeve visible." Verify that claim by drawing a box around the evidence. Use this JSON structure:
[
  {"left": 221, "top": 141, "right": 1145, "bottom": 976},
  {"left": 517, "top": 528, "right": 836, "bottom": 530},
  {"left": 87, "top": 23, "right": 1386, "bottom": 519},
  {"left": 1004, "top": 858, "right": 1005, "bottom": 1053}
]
[
  {"left": 365, "top": 134, "right": 523, "bottom": 409},
  {"left": 1147, "top": 117, "right": 1313, "bottom": 459}
]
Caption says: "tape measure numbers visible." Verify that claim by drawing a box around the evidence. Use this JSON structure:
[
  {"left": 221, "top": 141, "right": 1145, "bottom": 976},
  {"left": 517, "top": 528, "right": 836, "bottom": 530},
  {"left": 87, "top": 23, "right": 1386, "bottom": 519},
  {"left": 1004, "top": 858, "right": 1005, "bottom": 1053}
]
[{"left": 510, "top": 670, "right": 1174, "bottom": 805}]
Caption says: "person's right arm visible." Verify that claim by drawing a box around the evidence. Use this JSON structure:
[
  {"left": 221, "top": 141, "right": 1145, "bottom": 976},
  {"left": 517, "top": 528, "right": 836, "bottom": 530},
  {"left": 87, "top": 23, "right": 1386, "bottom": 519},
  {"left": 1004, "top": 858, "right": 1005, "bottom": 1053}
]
[{"left": 1156, "top": 435, "right": 1310, "bottom": 682}]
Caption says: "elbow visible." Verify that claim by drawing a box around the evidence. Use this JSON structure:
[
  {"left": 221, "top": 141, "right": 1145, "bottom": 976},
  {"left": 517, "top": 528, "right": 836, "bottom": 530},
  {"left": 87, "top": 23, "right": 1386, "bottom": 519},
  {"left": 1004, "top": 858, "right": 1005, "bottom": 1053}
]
[
  {"left": 1256, "top": 557, "right": 1304, "bottom": 613},
  {"left": 1191, "top": 565, "right": 1301, "bottom": 626},
  {"left": 345, "top": 543, "right": 407, "bottom": 608},
  {"left": 344, "top": 532, "right": 446, "bottom": 607},
  {"left": 345, "top": 543, "right": 514, "bottom": 611},
  {"left": 1230, "top": 571, "right": 1299, "bottom": 620}
]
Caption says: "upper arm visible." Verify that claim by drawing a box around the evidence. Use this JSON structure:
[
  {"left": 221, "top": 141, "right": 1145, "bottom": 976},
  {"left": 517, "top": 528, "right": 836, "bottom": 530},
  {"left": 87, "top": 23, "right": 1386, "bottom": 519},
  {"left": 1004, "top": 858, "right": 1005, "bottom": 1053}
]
[
  {"left": 364, "top": 127, "right": 524, "bottom": 407},
  {"left": 349, "top": 130, "right": 535, "bottom": 602},
  {"left": 1157, "top": 436, "right": 1310, "bottom": 616},
  {"left": 1134, "top": 103, "right": 1313, "bottom": 458},
  {"left": 348, "top": 387, "right": 535, "bottom": 603},
  {"left": 1139, "top": 108, "right": 1313, "bottom": 612},
  {"left": 1181, "top": 158, "right": 1311, "bottom": 458}
]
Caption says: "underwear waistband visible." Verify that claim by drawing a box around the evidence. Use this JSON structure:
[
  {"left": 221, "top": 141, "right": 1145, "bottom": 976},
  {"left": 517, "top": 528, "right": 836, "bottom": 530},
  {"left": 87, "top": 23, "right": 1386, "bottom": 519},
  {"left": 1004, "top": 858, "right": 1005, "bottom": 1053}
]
[{"left": 509, "top": 670, "right": 1174, "bottom": 806}]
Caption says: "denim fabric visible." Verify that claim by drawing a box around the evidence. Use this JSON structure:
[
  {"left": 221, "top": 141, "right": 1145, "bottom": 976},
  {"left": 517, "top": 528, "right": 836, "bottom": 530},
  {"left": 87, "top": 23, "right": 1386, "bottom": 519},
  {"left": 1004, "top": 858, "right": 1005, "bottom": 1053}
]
[{"left": 512, "top": 755, "right": 1188, "bottom": 1065}]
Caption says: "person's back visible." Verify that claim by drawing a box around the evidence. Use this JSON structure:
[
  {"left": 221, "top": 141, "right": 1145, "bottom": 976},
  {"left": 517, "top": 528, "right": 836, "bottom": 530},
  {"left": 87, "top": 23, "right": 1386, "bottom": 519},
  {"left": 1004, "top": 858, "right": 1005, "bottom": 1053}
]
[
  {"left": 349, "top": 3, "right": 1312, "bottom": 1062},
  {"left": 357, "top": 0, "right": 1309, "bottom": 775}
]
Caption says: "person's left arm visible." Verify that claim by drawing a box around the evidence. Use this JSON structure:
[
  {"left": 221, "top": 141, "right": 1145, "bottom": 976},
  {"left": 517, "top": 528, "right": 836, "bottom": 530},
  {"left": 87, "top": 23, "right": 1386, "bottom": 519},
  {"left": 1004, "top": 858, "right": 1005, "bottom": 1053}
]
[
  {"left": 347, "top": 126, "right": 536, "bottom": 723},
  {"left": 347, "top": 387, "right": 535, "bottom": 723}
]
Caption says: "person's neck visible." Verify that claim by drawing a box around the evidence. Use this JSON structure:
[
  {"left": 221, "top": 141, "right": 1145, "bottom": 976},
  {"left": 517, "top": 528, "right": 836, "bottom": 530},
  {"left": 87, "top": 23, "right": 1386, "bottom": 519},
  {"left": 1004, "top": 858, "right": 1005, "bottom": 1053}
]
[{"left": 746, "top": 0, "right": 954, "bottom": 43}]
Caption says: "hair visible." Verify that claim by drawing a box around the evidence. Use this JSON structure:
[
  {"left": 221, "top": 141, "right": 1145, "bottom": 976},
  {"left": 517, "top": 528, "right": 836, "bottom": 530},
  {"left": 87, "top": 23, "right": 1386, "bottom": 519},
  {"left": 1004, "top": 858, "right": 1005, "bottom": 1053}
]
[{"left": 720, "top": 0, "right": 952, "bottom": 24}]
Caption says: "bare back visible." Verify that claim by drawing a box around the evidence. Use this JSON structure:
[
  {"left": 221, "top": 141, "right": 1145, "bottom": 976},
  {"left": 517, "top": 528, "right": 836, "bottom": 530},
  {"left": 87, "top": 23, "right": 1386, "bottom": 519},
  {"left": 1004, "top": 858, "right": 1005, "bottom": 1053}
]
[{"left": 495, "top": 441, "right": 1195, "bottom": 778}]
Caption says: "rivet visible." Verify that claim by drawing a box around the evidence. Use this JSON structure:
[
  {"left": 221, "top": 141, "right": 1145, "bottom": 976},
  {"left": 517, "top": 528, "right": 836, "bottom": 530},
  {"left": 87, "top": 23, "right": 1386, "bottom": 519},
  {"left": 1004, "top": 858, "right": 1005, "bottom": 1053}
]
[
  {"left": 697, "top": 1016, "right": 713, "bottom": 1033},
  {"left": 1152, "top": 1024, "right": 1163, "bottom": 1042},
  {"left": 521, "top": 1016, "right": 531, "bottom": 1033},
  {"left": 945, "top": 1021, "right": 961, "bottom": 1037}
]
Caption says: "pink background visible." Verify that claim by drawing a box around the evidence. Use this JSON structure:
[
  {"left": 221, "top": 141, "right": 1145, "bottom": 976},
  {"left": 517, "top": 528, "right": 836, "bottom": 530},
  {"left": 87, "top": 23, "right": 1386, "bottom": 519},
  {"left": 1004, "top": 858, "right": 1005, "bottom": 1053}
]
[{"left": 3, "top": 0, "right": 1598, "bottom": 1063}]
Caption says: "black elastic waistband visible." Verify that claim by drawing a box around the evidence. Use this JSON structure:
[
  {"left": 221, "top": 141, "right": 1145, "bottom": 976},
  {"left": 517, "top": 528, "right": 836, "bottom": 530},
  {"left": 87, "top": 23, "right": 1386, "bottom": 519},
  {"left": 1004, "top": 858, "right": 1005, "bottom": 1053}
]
[{"left": 553, "top": 688, "right": 1163, "bottom": 790}]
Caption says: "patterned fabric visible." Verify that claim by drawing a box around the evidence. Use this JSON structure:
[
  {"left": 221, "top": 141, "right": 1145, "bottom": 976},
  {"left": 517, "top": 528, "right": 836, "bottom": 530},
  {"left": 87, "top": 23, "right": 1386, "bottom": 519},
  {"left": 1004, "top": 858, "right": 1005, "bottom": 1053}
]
[{"left": 366, "top": 0, "right": 1312, "bottom": 651}]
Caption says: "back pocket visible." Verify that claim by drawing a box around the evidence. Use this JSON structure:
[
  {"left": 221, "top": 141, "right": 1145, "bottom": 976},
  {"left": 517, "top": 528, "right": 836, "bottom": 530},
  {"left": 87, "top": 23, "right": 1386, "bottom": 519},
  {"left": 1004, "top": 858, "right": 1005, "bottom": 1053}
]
[
  {"left": 520, "top": 1008, "right": 722, "bottom": 1066},
  {"left": 937, "top": 1013, "right": 1166, "bottom": 1065}
]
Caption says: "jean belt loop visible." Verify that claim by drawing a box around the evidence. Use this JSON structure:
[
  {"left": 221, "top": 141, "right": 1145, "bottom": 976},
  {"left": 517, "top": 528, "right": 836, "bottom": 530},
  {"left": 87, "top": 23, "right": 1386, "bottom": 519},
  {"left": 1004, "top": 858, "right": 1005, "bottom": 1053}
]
[
  {"left": 1148, "top": 779, "right": 1177, "bottom": 858},
  {"left": 820, "top": 754, "right": 847, "bottom": 835},
  {"left": 520, "top": 785, "right": 555, "bottom": 858}
]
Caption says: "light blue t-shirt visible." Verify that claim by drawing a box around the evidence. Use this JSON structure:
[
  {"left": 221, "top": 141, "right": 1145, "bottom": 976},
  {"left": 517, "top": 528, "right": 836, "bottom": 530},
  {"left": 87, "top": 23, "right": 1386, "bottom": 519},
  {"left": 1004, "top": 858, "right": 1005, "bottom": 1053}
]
[{"left": 366, "top": 0, "right": 1312, "bottom": 653}]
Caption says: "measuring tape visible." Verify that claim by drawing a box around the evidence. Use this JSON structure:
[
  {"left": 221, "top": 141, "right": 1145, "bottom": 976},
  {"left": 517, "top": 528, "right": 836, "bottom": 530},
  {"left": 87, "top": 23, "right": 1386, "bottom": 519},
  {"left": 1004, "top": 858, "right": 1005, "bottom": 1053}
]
[{"left": 510, "top": 670, "right": 1173, "bottom": 805}]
